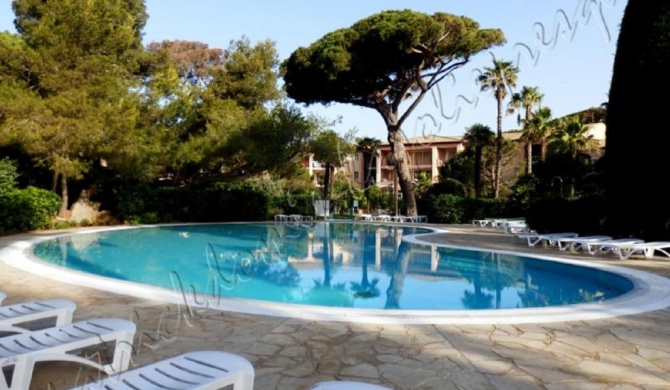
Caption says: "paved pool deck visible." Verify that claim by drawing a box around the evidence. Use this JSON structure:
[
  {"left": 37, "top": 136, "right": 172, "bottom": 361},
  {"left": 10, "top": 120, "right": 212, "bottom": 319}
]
[{"left": 1, "top": 224, "right": 669, "bottom": 389}]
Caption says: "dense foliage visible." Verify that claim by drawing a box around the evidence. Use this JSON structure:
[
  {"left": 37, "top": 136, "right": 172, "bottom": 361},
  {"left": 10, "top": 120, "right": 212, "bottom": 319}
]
[
  {"left": 0, "top": 0, "right": 322, "bottom": 232},
  {"left": 605, "top": 0, "right": 670, "bottom": 240}
]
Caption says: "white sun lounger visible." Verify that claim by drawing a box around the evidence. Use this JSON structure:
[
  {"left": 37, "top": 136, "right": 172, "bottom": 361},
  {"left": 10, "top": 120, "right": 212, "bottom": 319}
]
[
  {"left": 517, "top": 232, "right": 579, "bottom": 247},
  {"left": 612, "top": 241, "right": 670, "bottom": 260},
  {"left": 68, "top": 350, "right": 255, "bottom": 390},
  {"left": 310, "top": 381, "right": 392, "bottom": 389},
  {"left": 501, "top": 220, "right": 530, "bottom": 234},
  {"left": 0, "top": 298, "right": 76, "bottom": 334},
  {"left": 585, "top": 238, "right": 644, "bottom": 255},
  {"left": 472, "top": 219, "right": 492, "bottom": 227},
  {"left": 556, "top": 235, "right": 612, "bottom": 252},
  {"left": 372, "top": 214, "right": 391, "bottom": 222},
  {"left": 0, "top": 317, "right": 136, "bottom": 390}
]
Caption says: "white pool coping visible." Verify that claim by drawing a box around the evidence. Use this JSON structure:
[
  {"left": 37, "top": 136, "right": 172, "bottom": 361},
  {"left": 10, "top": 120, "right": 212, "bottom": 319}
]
[{"left": 2, "top": 223, "right": 670, "bottom": 325}]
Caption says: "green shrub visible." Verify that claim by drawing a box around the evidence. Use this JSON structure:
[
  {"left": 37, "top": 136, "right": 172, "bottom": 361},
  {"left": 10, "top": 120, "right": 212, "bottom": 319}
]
[
  {"left": 0, "top": 186, "right": 60, "bottom": 234},
  {"left": 526, "top": 194, "right": 606, "bottom": 235},
  {"left": 429, "top": 194, "right": 467, "bottom": 223},
  {"left": 419, "top": 194, "right": 521, "bottom": 224},
  {"left": 427, "top": 178, "right": 468, "bottom": 197},
  {"left": 0, "top": 158, "right": 18, "bottom": 195}
]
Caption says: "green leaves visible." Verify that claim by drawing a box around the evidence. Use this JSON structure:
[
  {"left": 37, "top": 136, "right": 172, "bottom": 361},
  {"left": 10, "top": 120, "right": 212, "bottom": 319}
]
[{"left": 282, "top": 9, "right": 505, "bottom": 108}]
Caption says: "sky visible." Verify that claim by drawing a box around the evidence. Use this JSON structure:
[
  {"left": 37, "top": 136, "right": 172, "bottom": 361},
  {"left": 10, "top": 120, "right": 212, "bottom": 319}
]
[{"left": 0, "top": 0, "right": 624, "bottom": 141}]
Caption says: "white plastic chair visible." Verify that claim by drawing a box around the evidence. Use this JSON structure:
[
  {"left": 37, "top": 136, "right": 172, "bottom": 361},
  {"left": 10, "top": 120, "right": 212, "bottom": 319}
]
[
  {"left": 68, "top": 350, "right": 255, "bottom": 390},
  {"left": 610, "top": 241, "right": 670, "bottom": 260},
  {"left": 586, "top": 238, "right": 644, "bottom": 255},
  {"left": 556, "top": 235, "right": 612, "bottom": 252},
  {"left": 0, "top": 298, "right": 76, "bottom": 334},
  {"left": 0, "top": 317, "right": 136, "bottom": 390},
  {"left": 517, "top": 232, "right": 579, "bottom": 247}
]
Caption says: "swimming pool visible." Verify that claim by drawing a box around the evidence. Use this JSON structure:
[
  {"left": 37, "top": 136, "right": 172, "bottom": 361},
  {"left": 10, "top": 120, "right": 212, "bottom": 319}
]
[{"left": 3, "top": 222, "right": 670, "bottom": 324}]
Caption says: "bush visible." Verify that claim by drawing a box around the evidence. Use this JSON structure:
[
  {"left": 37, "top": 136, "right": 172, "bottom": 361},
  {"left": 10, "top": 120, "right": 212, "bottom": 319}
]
[
  {"left": 427, "top": 178, "right": 468, "bottom": 197},
  {"left": 0, "top": 186, "right": 61, "bottom": 234},
  {"left": 526, "top": 194, "right": 607, "bottom": 235},
  {"left": 110, "top": 182, "right": 273, "bottom": 223},
  {"left": 0, "top": 158, "right": 18, "bottom": 195},
  {"left": 419, "top": 194, "right": 521, "bottom": 224},
  {"left": 188, "top": 187, "right": 270, "bottom": 222}
]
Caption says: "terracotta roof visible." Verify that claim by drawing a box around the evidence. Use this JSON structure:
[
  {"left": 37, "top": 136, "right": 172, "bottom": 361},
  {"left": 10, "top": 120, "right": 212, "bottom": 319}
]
[
  {"left": 381, "top": 134, "right": 464, "bottom": 145},
  {"left": 503, "top": 132, "right": 523, "bottom": 141}
]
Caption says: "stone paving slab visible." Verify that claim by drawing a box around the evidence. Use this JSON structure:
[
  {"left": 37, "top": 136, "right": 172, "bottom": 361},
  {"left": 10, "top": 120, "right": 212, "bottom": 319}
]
[{"left": 0, "top": 225, "right": 669, "bottom": 389}]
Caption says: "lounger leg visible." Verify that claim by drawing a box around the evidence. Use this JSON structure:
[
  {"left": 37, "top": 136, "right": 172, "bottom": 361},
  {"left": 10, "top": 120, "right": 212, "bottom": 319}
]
[
  {"left": 234, "top": 370, "right": 255, "bottom": 390},
  {"left": 106, "top": 335, "right": 134, "bottom": 374},
  {"left": 56, "top": 310, "right": 74, "bottom": 326},
  {"left": 6, "top": 356, "right": 35, "bottom": 390},
  {"left": 619, "top": 248, "right": 636, "bottom": 260}
]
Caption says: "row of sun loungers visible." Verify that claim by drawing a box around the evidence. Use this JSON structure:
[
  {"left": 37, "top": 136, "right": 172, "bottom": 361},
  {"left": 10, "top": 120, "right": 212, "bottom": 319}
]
[
  {"left": 0, "top": 292, "right": 390, "bottom": 389},
  {"left": 354, "top": 213, "right": 427, "bottom": 223},
  {"left": 516, "top": 232, "right": 670, "bottom": 260},
  {"left": 274, "top": 213, "right": 314, "bottom": 222},
  {"left": 473, "top": 218, "right": 532, "bottom": 234}
]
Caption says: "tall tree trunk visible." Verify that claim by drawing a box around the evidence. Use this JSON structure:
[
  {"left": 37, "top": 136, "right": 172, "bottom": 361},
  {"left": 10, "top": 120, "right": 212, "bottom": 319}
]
[
  {"left": 388, "top": 129, "right": 417, "bottom": 216},
  {"left": 525, "top": 105, "right": 533, "bottom": 174},
  {"left": 322, "top": 162, "right": 332, "bottom": 200},
  {"left": 51, "top": 171, "right": 59, "bottom": 193},
  {"left": 328, "top": 164, "right": 335, "bottom": 200},
  {"left": 494, "top": 91, "right": 504, "bottom": 199},
  {"left": 540, "top": 140, "right": 547, "bottom": 162},
  {"left": 58, "top": 173, "right": 69, "bottom": 219}
]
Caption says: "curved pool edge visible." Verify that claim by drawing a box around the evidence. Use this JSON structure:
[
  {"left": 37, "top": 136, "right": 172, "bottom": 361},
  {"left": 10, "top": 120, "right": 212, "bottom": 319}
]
[{"left": 2, "top": 224, "right": 670, "bottom": 325}]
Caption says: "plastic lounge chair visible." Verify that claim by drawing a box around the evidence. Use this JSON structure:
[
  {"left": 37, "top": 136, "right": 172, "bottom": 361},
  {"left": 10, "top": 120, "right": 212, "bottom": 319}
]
[
  {"left": 0, "top": 298, "right": 76, "bottom": 334},
  {"left": 472, "top": 219, "right": 492, "bottom": 227},
  {"left": 372, "top": 214, "right": 391, "bottom": 222},
  {"left": 501, "top": 220, "right": 529, "bottom": 234},
  {"left": 517, "top": 232, "right": 579, "bottom": 247},
  {"left": 354, "top": 213, "right": 372, "bottom": 221},
  {"left": 310, "top": 381, "right": 392, "bottom": 389},
  {"left": 68, "top": 350, "right": 255, "bottom": 390},
  {"left": 586, "top": 238, "right": 644, "bottom": 255},
  {"left": 0, "top": 317, "right": 136, "bottom": 390},
  {"left": 613, "top": 241, "right": 670, "bottom": 260},
  {"left": 556, "top": 235, "right": 612, "bottom": 252}
]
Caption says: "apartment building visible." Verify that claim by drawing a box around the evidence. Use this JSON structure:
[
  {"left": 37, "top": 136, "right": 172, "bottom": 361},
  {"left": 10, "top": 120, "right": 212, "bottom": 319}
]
[{"left": 304, "top": 135, "right": 467, "bottom": 189}]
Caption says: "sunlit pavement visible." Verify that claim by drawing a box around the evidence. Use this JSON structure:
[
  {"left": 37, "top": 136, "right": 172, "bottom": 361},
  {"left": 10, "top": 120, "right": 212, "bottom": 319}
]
[{"left": 1, "top": 224, "right": 669, "bottom": 389}]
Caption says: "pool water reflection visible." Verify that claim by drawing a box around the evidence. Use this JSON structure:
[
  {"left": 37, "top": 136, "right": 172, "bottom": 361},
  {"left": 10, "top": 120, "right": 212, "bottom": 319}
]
[{"left": 32, "top": 222, "right": 633, "bottom": 311}]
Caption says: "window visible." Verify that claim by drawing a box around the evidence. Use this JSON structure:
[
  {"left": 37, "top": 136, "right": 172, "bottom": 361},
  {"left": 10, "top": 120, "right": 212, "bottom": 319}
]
[
  {"left": 354, "top": 172, "right": 359, "bottom": 180},
  {"left": 354, "top": 154, "right": 360, "bottom": 162},
  {"left": 410, "top": 151, "right": 431, "bottom": 166}
]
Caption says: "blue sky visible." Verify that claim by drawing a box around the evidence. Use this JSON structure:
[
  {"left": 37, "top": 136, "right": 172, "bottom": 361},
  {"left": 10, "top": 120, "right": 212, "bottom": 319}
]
[{"left": 0, "top": 0, "right": 624, "bottom": 141}]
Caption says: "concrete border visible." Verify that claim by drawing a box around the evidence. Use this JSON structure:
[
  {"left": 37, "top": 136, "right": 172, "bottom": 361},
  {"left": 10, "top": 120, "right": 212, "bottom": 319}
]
[{"left": 2, "top": 223, "right": 670, "bottom": 325}]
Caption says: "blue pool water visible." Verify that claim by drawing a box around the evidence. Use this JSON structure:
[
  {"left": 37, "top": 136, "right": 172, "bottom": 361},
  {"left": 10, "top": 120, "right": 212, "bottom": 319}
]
[{"left": 32, "top": 222, "right": 634, "bottom": 311}]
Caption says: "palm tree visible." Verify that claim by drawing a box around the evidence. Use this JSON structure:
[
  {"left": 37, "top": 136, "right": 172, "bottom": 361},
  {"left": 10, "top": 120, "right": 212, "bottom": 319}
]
[
  {"left": 356, "top": 137, "right": 381, "bottom": 188},
  {"left": 523, "top": 106, "right": 554, "bottom": 162},
  {"left": 464, "top": 124, "right": 495, "bottom": 198},
  {"left": 310, "top": 131, "right": 353, "bottom": 200},
  {"left": 549, "top": 117, "right": 600, "bottom": 159},
  {"left": 478, "top": 60, "right": 519, "bottom": 198},
  {"left": 508, "top": 86, "right": 544, "bottom": 174}
]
